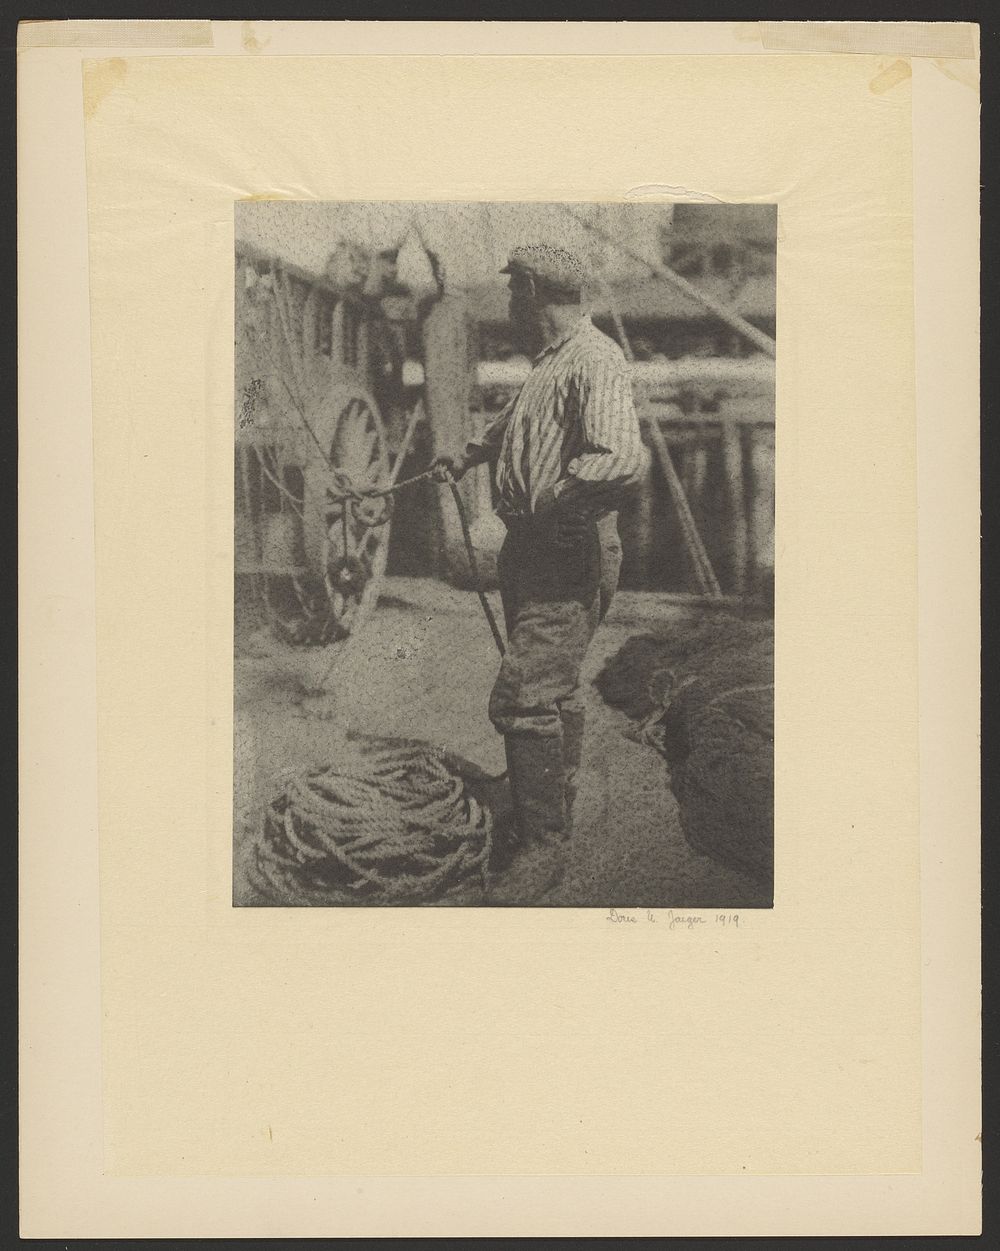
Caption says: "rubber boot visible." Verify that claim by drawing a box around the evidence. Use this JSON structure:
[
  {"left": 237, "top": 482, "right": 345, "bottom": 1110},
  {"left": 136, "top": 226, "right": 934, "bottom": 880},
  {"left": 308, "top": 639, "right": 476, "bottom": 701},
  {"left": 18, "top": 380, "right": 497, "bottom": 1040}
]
[
  {"left": 487, "top": 733, "right": 566, "bottom": 903},
  {"left": 560, "top": 708, "right": 586, "bottom": 836},
  {"left": 505, "top": 732, "right": 567, "bottom": 844}
]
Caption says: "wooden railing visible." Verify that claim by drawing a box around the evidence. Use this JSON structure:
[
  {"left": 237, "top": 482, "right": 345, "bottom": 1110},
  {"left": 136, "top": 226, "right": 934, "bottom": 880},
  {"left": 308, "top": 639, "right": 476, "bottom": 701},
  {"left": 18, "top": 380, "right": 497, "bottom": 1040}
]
[{"left": 464, "top": 354, "right": 775, "bottom": 602}]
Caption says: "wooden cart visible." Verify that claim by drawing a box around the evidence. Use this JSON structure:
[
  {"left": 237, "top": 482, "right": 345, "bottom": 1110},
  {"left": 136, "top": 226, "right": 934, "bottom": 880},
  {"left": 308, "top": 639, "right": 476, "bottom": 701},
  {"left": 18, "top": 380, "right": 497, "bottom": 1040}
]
[{"left": 235, "top": 242, "right": 403, "bottom": 652}]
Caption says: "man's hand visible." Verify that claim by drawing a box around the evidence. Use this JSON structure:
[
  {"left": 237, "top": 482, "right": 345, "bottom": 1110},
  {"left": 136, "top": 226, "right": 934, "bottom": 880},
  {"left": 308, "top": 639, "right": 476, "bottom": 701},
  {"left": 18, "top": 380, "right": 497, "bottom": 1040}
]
[{"left": 431, "top": 451, "right": 474, "bottom": 482}]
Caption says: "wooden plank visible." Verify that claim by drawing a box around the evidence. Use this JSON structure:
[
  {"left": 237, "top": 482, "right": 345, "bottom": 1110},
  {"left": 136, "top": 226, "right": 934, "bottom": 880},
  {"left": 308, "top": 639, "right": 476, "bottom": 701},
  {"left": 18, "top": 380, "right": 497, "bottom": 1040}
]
[
  {"left": 420, "top": 293, "right": 475, "bottom": 582},
  {"left": 640, "top": 399, "right": 774, "bottom": 426},
  {"left": 656, "top": 428, "right": 722, "bottom": 446},
  {"left": 236, "top": 239, "right": 349, "bottom": 302},
  {"left": 473, "top": 356, "right": 775, "bottom": 391}
]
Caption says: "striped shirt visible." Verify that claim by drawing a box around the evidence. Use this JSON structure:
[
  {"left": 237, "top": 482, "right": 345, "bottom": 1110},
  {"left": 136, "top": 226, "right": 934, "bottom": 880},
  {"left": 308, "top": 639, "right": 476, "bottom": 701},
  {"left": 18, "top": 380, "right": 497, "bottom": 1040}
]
[{"left": 468, "top": 315, "right": 647, "bottom": 519}]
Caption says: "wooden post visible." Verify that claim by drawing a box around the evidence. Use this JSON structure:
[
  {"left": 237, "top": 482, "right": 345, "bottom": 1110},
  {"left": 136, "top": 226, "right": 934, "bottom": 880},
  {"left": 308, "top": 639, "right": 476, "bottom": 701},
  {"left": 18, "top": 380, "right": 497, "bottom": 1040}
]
[
  {"left": 645, "top": 416, "right": 723, "bottom": 599},
  {"left": 330, "top": 299, "right": 345, "bottom": 369},
  {"left": 749, "top": 425, "right": 775, "bottom": 594},
  {"left": 631, "top": 450, "right": 655, "bottom": 588},
  {"left": 420, "top": 291, "right": 475, "bottom": 583},
  {"left": 601, "top": 284, "right": 722, "bottom": 600},
  {"left": 721, "top": 419, "right": 749, "bottom": 596}
]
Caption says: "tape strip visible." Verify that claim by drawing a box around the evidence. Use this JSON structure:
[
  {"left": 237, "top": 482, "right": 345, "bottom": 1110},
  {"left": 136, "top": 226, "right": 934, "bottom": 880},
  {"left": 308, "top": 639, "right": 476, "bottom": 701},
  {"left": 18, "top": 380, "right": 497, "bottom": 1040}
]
[
  {"left": 18, "top": 20, "right": 213, "bottom": 49},
  {"left": 760, "top": 21, "right": 976, "bottom": 59},
  {"left": 16, "top": 19, "right": 976, "bottom": 59}
]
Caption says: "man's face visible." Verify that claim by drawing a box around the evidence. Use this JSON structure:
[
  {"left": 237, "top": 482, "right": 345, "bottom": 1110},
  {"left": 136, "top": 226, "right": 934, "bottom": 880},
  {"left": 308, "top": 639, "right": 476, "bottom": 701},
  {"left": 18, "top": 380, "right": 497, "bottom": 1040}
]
[{"left": 507, "top": 271, "right": 540, "bottom": 352}]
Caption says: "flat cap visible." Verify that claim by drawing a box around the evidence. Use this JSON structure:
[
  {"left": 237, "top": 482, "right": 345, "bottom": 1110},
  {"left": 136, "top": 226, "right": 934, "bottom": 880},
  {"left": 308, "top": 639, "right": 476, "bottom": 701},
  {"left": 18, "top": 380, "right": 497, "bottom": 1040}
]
[{"left": 500, "top": 244, "right": 587, "bottom": 295}]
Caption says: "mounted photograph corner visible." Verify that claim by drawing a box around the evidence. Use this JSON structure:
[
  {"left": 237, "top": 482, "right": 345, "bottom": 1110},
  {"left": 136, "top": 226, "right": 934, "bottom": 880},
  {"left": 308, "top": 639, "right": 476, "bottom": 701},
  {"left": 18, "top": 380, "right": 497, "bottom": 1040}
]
[{"left": 233, "top": 201, "right": 775, "bottom": 908}]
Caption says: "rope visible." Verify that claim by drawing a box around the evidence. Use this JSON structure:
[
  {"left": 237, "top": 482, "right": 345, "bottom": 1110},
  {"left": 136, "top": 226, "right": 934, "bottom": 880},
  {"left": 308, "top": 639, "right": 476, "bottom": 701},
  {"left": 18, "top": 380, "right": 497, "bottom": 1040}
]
[
  {"left": 443, "top": 473, "right": 506, "bottom": 655},
  {"left": 309, "top": 456, "right": 507, "bottom": 690},
  {"left": 362, "top": 465, "right": 440, "bottom": 499},
  {"left": 249, "top": 739, "right": 494, "bottom": 905}
]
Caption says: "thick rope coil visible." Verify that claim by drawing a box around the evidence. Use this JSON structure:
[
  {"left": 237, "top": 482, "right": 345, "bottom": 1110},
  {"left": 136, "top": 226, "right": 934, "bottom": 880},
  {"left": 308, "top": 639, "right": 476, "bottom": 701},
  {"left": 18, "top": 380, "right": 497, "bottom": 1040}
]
[{"left": 249, "top": 739, "right": 494, "bottom": 906}]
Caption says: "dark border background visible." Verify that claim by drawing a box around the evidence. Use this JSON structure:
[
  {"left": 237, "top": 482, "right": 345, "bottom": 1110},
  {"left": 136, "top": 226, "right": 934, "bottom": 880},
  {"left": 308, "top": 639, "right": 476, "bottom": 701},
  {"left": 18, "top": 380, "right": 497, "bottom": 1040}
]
[{"left": 7, "top": 5, "right": 990, "bottom": 1246}]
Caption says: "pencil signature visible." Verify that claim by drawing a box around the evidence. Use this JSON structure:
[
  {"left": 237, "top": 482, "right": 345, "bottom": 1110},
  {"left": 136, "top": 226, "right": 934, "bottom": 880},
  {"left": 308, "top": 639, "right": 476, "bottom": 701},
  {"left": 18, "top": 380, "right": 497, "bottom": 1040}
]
[{"left": 606, "top": 907, "right": 740, "bottom": 930}]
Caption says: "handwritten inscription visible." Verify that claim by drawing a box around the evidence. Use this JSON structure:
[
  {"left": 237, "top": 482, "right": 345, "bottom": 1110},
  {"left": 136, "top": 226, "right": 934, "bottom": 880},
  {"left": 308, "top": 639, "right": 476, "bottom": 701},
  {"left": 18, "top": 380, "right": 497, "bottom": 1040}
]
[{"left": 606, "top": 908, "right": 740, "bottom": 930}]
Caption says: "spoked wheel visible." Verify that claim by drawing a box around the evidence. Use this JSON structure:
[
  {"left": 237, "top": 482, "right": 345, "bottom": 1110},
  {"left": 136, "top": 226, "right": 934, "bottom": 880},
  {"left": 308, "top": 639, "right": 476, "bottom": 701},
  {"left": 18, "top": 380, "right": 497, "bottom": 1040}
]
[
  {"left": 302, "top": 383, "right": 392, "bottom": 641},
  {"left": 238, "top": 379, "right": 392, "bottom": 655}
]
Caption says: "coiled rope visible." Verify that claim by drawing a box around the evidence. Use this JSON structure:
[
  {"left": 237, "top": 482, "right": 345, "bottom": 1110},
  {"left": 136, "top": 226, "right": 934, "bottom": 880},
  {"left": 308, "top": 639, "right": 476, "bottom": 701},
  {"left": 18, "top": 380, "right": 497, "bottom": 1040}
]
[
  {"left": 245, "top": 458, "right": 507, "bottom": 908},
  {"left": 250, "top": 739, "right": 494, "bottom": 906},
  {"left": 594, "top": 618, "right": 774, "bottom": 881}
]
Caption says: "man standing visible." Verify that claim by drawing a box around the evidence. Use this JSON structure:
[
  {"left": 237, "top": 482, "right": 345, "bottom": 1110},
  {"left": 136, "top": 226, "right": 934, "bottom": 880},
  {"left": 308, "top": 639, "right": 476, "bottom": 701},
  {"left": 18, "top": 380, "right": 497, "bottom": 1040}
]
[{"left": 435, "top": 244, "right": 647, "bottom": 885}]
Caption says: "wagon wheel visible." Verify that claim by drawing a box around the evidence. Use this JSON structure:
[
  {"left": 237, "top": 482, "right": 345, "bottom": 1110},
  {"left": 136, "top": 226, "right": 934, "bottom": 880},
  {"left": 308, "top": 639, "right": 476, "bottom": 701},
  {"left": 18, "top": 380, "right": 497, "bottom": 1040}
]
[
  {"left": 238, "top": 379, "right": 391, "bottom": 655},
  {"left": 298, "top": 380, "right": 392, "bottom": 642}
]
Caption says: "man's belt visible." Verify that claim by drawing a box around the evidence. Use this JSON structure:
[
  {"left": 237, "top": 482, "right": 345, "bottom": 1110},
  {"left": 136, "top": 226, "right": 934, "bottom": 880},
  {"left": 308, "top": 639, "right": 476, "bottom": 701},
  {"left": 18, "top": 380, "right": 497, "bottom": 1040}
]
[{"left": 498, "top": 504, "right": 616, "bottom": 532}]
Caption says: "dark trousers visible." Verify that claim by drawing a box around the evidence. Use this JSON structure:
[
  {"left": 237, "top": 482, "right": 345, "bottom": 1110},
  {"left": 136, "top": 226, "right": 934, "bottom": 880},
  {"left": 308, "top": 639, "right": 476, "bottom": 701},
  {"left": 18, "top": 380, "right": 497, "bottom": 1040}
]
[{"left": 489, "top": 512, "right": 622, "bottom": 739}]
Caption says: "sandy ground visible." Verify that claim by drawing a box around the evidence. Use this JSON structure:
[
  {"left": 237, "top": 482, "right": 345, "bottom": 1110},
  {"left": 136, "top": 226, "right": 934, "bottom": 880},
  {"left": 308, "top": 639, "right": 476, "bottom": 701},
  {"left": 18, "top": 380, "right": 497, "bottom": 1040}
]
[{"left": 234, "top": 577, "right": 771, "bottom": 909}]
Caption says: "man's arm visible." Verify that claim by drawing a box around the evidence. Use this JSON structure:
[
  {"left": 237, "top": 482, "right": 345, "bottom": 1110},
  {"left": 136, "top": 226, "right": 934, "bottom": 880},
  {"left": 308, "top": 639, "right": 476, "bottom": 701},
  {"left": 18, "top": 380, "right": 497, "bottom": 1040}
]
[
  {"left": 464, "top": 395, "right": 515, "bottom": 468},
  {"left": 434, "top": 395, "right": 515, "bottom": 479},
  {"left": 551, "top": 351, "right": 648, "bottom": 513}
]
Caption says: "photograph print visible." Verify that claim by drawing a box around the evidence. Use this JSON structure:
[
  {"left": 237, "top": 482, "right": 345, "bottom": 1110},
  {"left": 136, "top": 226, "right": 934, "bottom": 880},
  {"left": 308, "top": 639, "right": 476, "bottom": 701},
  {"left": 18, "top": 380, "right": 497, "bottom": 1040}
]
[{"left": 233, "top": 200, "right": 775, "bottom": 908}]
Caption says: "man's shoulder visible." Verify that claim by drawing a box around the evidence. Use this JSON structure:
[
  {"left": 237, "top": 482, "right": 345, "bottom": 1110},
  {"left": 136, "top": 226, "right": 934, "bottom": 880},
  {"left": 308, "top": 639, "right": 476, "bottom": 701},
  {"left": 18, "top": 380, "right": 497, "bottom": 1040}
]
[{"left": 572, "top": 321, "right": 629, "bottom": 370}]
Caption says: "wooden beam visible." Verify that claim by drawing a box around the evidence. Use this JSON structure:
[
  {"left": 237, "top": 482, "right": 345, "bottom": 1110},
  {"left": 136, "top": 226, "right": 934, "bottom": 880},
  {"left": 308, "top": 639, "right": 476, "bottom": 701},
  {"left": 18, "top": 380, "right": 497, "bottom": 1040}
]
[
  {"left": 556, "top": 203, "right": 777, "bottom": 359},
  {"left": 474, "top": 356, "right": 775, "bottom": 391},
  {"left": 749, "top": 426, "right": 776, "bottom": 594}
]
